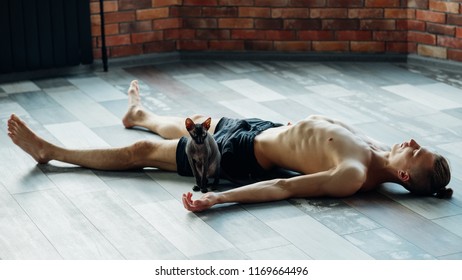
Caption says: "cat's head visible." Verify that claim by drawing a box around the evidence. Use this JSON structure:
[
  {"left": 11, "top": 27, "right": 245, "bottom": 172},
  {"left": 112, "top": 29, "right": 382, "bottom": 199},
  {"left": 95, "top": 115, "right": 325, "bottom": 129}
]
[{"left": 185, "top": 117, "right": 211, "bottom": 144}]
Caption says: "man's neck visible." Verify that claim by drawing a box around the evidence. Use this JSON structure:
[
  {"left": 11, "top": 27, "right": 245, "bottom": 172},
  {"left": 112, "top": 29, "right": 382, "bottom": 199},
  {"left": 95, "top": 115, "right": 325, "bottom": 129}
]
[{"left": 364, "top": 150, "right": 401, "bottom": 188}]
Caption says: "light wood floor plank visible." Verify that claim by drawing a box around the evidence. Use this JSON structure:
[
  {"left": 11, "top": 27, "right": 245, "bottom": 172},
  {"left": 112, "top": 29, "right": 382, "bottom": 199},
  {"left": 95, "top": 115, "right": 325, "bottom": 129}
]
[
  {"left": 0, "top": 183, "right": 61, "bottom": 259},
  {"left": 135, "top": 199, "right": 235, "bottom": 258},
  {"left": 346, "top": 192, "right": 462, "bottom": 257},
  {"left": 14, "top": 189, "right": 123, "bottom": 259}
]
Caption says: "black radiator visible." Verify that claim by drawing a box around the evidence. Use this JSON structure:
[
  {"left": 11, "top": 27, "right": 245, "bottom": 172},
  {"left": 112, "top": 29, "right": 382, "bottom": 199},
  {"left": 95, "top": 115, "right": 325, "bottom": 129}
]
[{"left": 0, "top": 0, "right": 93, "bottom": 74}]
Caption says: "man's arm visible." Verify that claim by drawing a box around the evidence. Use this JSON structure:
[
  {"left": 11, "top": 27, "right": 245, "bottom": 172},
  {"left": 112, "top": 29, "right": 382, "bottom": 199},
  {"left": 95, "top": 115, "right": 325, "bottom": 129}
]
[{"left": 182, "top": 163, "right": 366, "bottom": 212}]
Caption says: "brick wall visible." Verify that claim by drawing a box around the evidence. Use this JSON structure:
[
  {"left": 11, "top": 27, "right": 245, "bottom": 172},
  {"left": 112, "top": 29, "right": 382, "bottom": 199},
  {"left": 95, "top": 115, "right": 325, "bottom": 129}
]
[{"left": 90, "top": 0, "right": 462, "bottom": 63}]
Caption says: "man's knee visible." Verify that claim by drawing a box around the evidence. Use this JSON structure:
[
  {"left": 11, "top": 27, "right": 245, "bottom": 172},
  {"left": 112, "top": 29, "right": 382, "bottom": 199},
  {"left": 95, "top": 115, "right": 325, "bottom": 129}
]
[
  {"left": 129, "top": 140, "right": 156, "bottom": 164},
  {"left": 128, "top": 139, "right": 178, "bottom": 170}
]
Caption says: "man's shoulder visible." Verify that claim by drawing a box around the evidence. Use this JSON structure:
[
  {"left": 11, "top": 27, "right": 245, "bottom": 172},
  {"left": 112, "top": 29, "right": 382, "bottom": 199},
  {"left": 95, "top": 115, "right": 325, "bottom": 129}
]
[{"left": 336, "top": 160, "right": 368, "bottom": 184}]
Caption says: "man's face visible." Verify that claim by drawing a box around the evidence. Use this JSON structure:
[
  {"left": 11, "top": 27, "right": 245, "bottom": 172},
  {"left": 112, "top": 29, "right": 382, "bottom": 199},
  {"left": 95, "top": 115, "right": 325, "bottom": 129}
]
[{"left": 389, "top": 139, "right": 435, "bottom": 173}]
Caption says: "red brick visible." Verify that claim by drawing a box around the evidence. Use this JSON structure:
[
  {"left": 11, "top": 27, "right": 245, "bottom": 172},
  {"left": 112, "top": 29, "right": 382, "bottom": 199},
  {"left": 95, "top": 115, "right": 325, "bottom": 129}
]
[
  {"left": 93, "top": 48, "right": 102, "bottom": 60},
  {"left": 178, "top": 29, "right": 196, "bottom": 39},
  {"left": 219, "top": 18, "right": 254, "bottom": 29},
  {"left": 119, "top": 0, "right": 151, "bottom": 10},
  {"left": 386, "top": 42, "right": 411, "bottom": 52},
  {"left": 239, "top": 7, "right": 271, "bottom": 18},
  {"left": 105, "top": 34, "right": 131, "bottom": 47},
  {"left": 90, "top": 1, "right": 118, "bottom": 15},
  {"left": 255, "top": 0, "right": 290, "bottom": 7},
  {"left": 90, "top": 2, "right": 99, "bottom": 14},
  {"left": 418, "top": 44, "right": 447, "bottom": 59},
  {"left": 310, "top": 8, "right": 348, "bottom": 18},
  {"left": 153, "top": 0, "right": 182, "bottom": 6},
  {"left": 91, "top": 25, "right": 99, "bottom": 37},
  {"left": 196, "top": 29, "right": 230, "bottom": 40},
  {"left": 210, "top": 40, "right": 245, "bottom": 50},
  {"left": 360, "top": 19, "right": 396, "bottom": 30},
  {"left": 312, "top": 41, "right": 349, "bottom": 51},
  {"left": 365, "top": 0, "right": 400, "bottom": 7},
  {"left": 105, "top": 11, "right": 136, "bottom": 24},
  {"left": 219, "top": 0, "right": 254, "bottom": 6},
  {"left": 448, "top": 49, "right": 462, "bottom": 62},
  {"left": 92, "top": 37, "right": 97, "bottom": 49},
  {"left": 91, "top": 14, "right": 101, "bottom": 25},
  {"left": 144, "top": 41, "right": 177, "bottom": 52},
  {"left": 438, "top": 36, "right": 462, "bottom": 49},
  {"left": 203, "top": 7, "right": 238, "bottom": 17},
  {"left": 290, "top": 0, "right": 326, "bottom": 7},
  {"left": 336, "top": 30, "right": 372, "bottom": 41},
  {"left": 416, "top": 10, "right": 446, "bottom": 23},
  {"left": 401, "top": 19, "right": 426, "bottom": 31},
  {"left": 153, "top": 18, "right": 182, "bottom": 30},
  {"left": 323, "top": 19, "right": 359, "bottom": 30},
  {"left": 103, "top": 1, "right": 119, "bottom": 12},
  {"left": 131, "top": 31, "right": 163, "bottom": 43},
  {"left": 426, "top": 23, "right": 456, "bottom": 36},
  {"left": 231, "top": 29, "right": 265, "bottom": 39},
  {"left": 429, "top": 0, "right": 460, "bottom": 13},
  {"left": 284, "top": 19, "right": 321, "bottom": 30},
  {"left": 272, "top": 8, "right": 309, "bottom": 18},
  {"left": 164, "top": 29, "right": 181, "bottom": 40},
  {"left": 183, "top": 18, "right": 217, "bottom": 28},
  {"left": 457, "top": 27, "right": 462, "bottom": 39},
  {"left": 326, "top": 0, "right": 363, "bottom": 7},
  {"left": 407, "top": 42, "right": 417, "bottom": 53},
  {"left": 175, "top": 6, "right": 201, "bottom": 17},
  {"left": 177, "top": 40, "right": 208, "bottom": 50},
  {"left": 111, "top": 45, "right": 144, "bottom": 57},
  {"left": 244, "top": 41, "right": 274, "bottom": 51},
  {"left": 348, "top": 9, "right": 384, "bottom": 19},
  {"left": 407, "top": 0, "right": 429, "bottom": 9},
  {"left": 119, "top": 21, "right": 153, "bottom": 34},
  {"left": 408, "top": 31, "right": 436, "bottom": 44},
  {"left": 274, "top": 41, "right": 311, "bottom": 51},
  {"left": 384, "top": 8, "right": 414, "bottom": 19},
  {"left": 351, "top": 41, "right": 385, "bottom": 52},
  {"left": 136, "top": 8, "right": 169, "bottom": 20},
  {"left": 255, "top": 19, "right": 283, "bottom": 29},
  {"left": 373, "top": 31, "right": 407, "bottom": 41},
  {"left": 264, "top": 30, "right": 296, "bottom": 40},
  {"left": 448, "top": 14, "right": 462, "bottom": 26},
  {"left": 105, "top": 23, "right": 120, "bottom": 35},
  {"left": 299, "top": 30, "right": 335, "bottom": 41},
  {"left": 92, "top": 23, "right": 119, "bottom": 37},
  {"left": 183, "top": 0, "right": 217, "bottom": 5}
]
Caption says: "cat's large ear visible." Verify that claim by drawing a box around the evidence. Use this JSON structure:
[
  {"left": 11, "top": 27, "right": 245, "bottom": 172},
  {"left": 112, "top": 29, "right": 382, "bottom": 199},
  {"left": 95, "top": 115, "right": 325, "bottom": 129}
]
[
  {"left": 185, "top": 118, "right": 195, "bottom": 131},
  {"left": 203, "top": 117, "right": 212, "bottom": 131}
]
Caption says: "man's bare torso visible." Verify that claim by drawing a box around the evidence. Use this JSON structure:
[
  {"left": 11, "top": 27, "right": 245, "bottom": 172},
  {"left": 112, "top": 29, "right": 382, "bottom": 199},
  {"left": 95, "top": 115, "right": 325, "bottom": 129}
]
[{"left": 254, "top": 115, "right": 385, "bottom": 191}]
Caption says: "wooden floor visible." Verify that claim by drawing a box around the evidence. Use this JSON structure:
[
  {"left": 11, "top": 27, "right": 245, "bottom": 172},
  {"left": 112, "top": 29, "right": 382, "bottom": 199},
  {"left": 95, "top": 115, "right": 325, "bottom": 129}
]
[{"left": 1, "top": 60, "right": 462, "bottom": 260}]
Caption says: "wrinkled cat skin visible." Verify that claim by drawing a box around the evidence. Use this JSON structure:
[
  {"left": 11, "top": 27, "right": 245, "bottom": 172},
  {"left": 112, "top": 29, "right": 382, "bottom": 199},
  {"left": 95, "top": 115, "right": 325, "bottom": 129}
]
[{"left": 185, "top": 117, "right": 221, "bottom": 193}]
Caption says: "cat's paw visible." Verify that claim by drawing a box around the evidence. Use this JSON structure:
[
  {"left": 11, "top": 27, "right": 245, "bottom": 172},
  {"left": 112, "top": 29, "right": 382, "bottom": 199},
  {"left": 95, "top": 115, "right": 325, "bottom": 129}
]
[
  {"left": 200, "top": 188, "right": 208, "bottom": 193},
  {"left": 193, "top": 185, "right": 200, "bottom": 192}
]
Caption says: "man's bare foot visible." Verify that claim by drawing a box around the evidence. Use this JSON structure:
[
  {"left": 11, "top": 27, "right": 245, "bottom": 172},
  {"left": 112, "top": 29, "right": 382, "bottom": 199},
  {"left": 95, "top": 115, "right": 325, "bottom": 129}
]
[
  {"left": 122, "top": 80, "right": 146, "bottom": 128},
  {"left": 7, "top": 114, "right": 52, "bottom": 164}
]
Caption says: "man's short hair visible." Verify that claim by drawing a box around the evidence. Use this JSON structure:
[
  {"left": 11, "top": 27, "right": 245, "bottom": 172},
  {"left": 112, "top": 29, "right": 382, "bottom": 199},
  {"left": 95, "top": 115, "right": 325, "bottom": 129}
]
[{"left": 408, "top": 153, "right": 452, "bottom": 198}]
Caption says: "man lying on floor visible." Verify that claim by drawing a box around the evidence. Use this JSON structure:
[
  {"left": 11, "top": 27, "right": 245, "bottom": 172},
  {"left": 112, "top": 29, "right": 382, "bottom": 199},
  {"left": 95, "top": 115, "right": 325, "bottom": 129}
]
[{"left": 7, "top": 80, "right": 452, "bottom": 212}]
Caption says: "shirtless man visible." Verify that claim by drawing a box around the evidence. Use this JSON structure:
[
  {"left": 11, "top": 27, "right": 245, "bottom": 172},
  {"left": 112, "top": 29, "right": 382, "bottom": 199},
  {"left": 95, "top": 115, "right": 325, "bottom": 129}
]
[{"left": 7, "top": 80, "right": 452, "bottom": 212}]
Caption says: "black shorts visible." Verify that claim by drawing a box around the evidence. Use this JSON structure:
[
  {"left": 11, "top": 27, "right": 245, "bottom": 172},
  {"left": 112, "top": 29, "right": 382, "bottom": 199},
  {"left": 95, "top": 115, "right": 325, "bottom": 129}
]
[{"left": 176, "top": 117, "right": 284, "bottom": 181}]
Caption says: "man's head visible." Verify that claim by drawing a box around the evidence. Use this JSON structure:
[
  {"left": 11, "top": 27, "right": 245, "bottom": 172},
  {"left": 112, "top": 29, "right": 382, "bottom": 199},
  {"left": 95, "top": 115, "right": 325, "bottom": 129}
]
[{"left": 389, "top": 139, "right": 452, "bottom": 198}]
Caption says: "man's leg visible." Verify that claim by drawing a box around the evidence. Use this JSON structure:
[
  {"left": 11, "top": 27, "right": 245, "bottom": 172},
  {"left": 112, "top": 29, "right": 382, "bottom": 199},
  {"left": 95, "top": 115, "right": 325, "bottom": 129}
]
[
  {"left": 122, "top": 80, "right": 220, "bottom": 138},
  {"left": 7, "top": 114, "right": 178, "bottom": 171}
]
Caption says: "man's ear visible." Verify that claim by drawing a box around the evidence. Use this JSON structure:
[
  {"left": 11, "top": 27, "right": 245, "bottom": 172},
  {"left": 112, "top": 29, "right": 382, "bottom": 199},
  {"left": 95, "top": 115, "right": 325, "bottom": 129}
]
[{"left": 398, "top": 170, "right": 410, "bottom": 182}]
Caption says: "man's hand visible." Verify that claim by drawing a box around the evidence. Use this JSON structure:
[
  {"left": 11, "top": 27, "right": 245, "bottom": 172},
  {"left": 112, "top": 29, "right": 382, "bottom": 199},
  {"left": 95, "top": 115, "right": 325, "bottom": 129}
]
[{"left": 182, "top": 192, "right": 217, "bottom": 212}]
